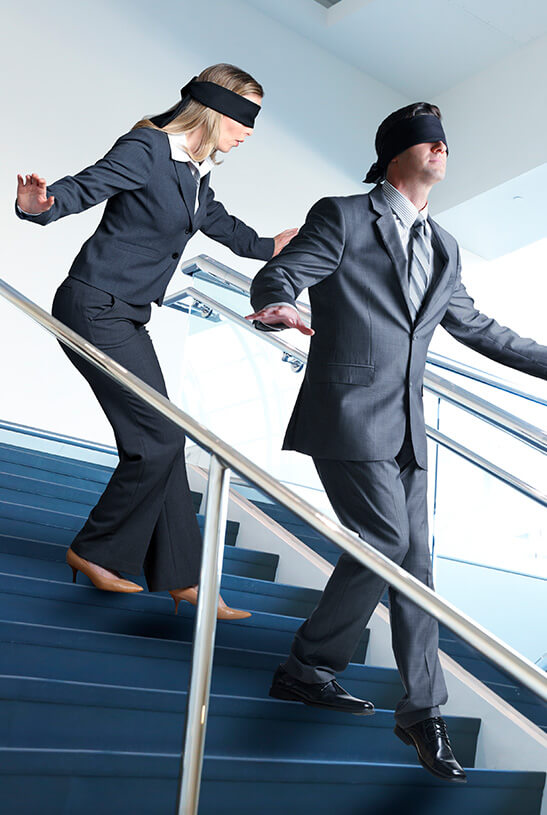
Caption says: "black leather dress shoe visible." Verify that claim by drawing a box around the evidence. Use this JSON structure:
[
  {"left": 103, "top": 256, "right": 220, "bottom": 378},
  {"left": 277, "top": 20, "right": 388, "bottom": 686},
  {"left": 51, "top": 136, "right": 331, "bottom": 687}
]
[
  {"left": 269, "top": 665, "right": 374, "bottom": 715},
  {"left": 394, "top": 717, "right": 467, "bottom": 782}
]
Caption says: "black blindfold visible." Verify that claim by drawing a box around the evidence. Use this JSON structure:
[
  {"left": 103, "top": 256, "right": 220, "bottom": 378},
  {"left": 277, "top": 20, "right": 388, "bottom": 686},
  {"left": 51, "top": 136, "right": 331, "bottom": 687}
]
[
  {"left": 364, "top": 114, "right": 448, "bottom": 184},
  {"left": 150, "top": 77, "right": 261, "bottom": 129}
]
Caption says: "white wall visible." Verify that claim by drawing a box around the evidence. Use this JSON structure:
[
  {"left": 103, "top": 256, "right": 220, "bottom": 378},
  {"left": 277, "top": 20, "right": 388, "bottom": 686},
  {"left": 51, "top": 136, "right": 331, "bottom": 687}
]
[
  {"left": 431, "top": 33, "right": 547, "bottom": 212},
  {"left": 434, "top": 557, "right": 546, "bottom": 662},
  {"left": 0, "top": 0, "right": 406, "bottom": 444}
]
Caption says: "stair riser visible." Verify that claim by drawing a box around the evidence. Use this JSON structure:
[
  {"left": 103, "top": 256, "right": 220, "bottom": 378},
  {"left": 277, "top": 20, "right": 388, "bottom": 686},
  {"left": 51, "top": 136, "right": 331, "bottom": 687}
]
[
  {"left": 0, "top": 475, "right": 103, "bottom": 507},
  {"left": 0, "top": 471, "right": 201, "bottom": 515},
  {"left": 0, "top": 552, "right": 279, "bottom": 589},
  {"left": 0, "top": 592, "right": 364, "bottom": 660},
  {"left": 0, "top": 641, "right": 396, "bottom": 704},
  {"left": 0, "top": 698, "right": 477, "bottom": 766},
  {"left": 0, "top": 505, "right": 238, "bottom": 545},
  {"left": 0, "top": 444, "right": 113, "bottom": 482},
  {"left": 0, "top": 537, "right": 278, "bottom": 582},
  {"left": 0, "top": 460, "right": 110, "bottom": 490},
  {"left": 0, "top": 770, "right": 542, "bottom": 815}
]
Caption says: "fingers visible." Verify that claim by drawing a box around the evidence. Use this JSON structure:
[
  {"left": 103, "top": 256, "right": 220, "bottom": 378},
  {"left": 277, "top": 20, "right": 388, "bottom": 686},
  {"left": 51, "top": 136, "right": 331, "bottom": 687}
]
[
  {"left": 17, "top": 173, "right": 47, "bottom": 189},
  {"left": 245, "top": 306, "right": 315, "bottom": 336}
]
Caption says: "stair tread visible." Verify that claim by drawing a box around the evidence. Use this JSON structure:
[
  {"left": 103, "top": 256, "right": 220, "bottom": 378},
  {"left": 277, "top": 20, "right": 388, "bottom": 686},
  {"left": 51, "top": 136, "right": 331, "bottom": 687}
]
[{"left": 0, "top": 749, "right": 544, "bottom": 786}]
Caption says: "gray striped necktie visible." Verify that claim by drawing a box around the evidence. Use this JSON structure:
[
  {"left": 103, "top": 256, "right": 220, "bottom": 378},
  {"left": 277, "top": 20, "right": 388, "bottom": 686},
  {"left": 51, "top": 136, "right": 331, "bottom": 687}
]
[{"left": 408, "top": 215, "right": 431, "bottom": 321}]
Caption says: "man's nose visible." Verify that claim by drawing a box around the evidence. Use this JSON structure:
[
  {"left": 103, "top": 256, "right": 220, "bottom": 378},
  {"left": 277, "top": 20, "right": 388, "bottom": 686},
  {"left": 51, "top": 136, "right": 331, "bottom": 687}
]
[{"left": 432, "top": 141, "right": 446, "bottom": 154}]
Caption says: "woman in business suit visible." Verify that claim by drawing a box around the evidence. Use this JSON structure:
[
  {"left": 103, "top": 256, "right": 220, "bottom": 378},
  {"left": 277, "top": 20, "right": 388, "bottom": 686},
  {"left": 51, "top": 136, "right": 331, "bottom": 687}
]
[{"left": 16, "top": 63, "right": 295, "bottom": 619}]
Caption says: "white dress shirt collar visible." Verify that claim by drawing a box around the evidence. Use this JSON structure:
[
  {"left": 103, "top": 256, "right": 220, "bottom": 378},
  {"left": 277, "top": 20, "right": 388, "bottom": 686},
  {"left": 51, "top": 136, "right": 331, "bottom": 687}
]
[
  {"left": 167, "top": 132, "right": 214, "bottom": 179},
  {"left": 382, "top": 180, "right": 429, "bottom": 228}
]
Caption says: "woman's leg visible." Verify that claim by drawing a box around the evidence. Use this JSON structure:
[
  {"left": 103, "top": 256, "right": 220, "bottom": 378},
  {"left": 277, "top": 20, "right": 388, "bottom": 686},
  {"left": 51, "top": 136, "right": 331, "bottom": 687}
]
[{"left": 52, "top": 278, "right": 203, "bottom": 589}]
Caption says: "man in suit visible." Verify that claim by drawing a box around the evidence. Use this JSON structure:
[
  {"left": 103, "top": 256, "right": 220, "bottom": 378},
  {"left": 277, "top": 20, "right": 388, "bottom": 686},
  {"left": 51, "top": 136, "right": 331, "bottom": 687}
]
[{"left": 246, "top": 102, "right": 547, "bottom": 782}]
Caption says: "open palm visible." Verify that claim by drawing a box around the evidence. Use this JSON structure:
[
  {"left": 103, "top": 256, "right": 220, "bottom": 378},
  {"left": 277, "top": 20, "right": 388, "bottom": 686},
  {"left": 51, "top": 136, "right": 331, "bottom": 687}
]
[{"left": 16, "top": 173, "right": 54, "bottom": 214}]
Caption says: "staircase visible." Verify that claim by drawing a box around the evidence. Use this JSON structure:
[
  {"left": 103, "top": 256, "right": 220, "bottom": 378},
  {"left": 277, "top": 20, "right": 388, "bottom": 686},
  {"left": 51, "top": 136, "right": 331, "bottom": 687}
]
[
  {"left": 0, "top": 439, "right": 545, "bottom": 814},
  {"left": 246, "top": 498, "right": 547, "bottom": 735}
]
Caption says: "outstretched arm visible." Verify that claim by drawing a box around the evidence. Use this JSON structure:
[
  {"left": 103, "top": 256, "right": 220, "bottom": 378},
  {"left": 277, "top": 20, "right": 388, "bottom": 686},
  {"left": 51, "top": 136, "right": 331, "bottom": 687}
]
[
  {"left": 199, "top": 185, "right": 283, "bottom": 261},
  {"left": 15, "top": 129, "right": 155, "bottom": 226},
  {"left": 245, "top": 196, "right": 345, "bottom": 334},
  {"left": 441, "top": 254, "right": 547, "bottom": 380}
]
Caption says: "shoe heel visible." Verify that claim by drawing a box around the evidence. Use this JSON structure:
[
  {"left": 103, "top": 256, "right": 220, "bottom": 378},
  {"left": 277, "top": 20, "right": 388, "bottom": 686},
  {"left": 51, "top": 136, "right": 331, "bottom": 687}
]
[
  {"left": 70, "top": 566, "right": 78, "bottom": 584},
  {"left": 394, "top": 725, "right": 413, "bottom": 745}
]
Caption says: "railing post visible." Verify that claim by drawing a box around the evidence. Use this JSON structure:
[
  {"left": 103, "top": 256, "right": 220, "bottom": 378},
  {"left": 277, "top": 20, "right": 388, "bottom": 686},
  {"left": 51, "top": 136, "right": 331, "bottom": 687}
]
[
  {"left": 176, "top": 454, "right": 231, "bottom": 815},
  {"left": 431, "top": 396, "right": 442, "bottom": 579}
]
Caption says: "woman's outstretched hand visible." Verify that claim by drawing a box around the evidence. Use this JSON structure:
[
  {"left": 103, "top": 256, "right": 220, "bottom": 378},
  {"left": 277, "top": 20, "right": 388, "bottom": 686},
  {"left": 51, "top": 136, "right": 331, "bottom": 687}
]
[
  {"left": 273, "top": 228, "right": 298, "bottom": 256},
  {"left": 245, "top": 304, "right": 314, "bottom": 336},
  {"left": 17, "top": 173, "right": 55, "bottom": 214}
]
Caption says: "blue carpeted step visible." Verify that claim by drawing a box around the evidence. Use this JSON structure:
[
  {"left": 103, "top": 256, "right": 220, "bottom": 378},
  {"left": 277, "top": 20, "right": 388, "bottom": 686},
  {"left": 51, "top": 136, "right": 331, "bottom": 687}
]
[
  {"left": 0, "top": 675, "right": 479, "bottom": 767},
  {"left": 0, "top": 470, "right": 203, "bottom": 514},
  {"left": 438, "top": 636, "right": 547, "bottom": 731},
  {"left": 0, "top": 573, "right": 368, "bottom": 663},
  {"left": 0, "top": 751, "right": 544, "bottom": 815},
  {"left": 0, "top": 541, "right": 279, "bottom": 585},
  {"left": 0, "top": 620, "right": 395, "bottom": 704},
  {"left": 0, "top": 553, "right": 319, "bottom": 616},
  {"left": 253, "top": 499, "right": 547, "bottom": 732},
  {"left": 0, "top": 503, "right": 238, "bottom": 546},
  {"left": 0, "top": 442, "right": 114, "bottom": 485}
]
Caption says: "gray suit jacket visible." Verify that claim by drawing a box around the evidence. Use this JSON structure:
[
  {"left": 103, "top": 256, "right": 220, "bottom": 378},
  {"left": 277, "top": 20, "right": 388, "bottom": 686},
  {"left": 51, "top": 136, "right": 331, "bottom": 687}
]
[{"left": 250, "top": 185, "right": 547, "bottom": 467}]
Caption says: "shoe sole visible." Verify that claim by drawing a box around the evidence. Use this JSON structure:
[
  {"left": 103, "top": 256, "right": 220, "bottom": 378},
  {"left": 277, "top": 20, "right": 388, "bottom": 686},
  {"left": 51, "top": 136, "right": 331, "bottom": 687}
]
[
  {"left": 269, "top": 686, "right": 375, "bottom": 716},
  {"left": 393, "top": 726, "right": 468, "bottom": 783}
]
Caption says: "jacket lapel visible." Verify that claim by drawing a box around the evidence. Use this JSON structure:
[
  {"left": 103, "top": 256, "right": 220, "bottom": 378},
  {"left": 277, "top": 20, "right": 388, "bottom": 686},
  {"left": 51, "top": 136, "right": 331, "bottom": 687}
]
[
  {"left": 370, "top": 185, "right": 413, "bottom": 320},
  {"left": 172, "top": 160, "right": 197, "bottom": 230},
  {"left": 414, "top": 217, "right": 452, "bottom": 327}
]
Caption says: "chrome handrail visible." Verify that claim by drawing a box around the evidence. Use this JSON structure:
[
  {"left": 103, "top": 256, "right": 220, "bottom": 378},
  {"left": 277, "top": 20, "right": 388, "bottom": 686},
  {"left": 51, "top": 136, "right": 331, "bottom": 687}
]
[
  {"left": 2, "top": 277, "right": 546, "bottom": 815},
  {"left": 424, "top": 370, "right": 547, "bottom": 454},
  {"left": 180, "top": 254, "right": 547, "bottom": 406},
  {"left": 426, "top": 352, "right": 547, "bottom": 407},
  {"left": 166, "top": 286, "right": 547, "bottom": 461}
]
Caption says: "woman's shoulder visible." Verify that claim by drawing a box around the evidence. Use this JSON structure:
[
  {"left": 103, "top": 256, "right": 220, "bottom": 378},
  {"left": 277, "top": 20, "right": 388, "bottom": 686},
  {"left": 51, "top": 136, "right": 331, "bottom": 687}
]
[{"left": 113, "top": 126, "right": 169, "bottom": 155}]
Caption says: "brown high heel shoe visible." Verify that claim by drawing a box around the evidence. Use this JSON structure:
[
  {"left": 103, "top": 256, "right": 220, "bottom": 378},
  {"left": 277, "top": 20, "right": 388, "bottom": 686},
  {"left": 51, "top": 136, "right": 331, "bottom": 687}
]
[
  {"left": 66, "top": 548, "right": 143, "bottom": 593},
  {"left": 169, "top": 586, "right": 252, "bottom": 620}
]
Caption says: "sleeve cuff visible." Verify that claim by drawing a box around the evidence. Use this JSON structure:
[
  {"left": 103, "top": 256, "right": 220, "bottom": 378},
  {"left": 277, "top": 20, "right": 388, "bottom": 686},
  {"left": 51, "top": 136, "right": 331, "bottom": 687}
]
[{"left": 16, "top": 203, "right": 41, "bottom": 217}]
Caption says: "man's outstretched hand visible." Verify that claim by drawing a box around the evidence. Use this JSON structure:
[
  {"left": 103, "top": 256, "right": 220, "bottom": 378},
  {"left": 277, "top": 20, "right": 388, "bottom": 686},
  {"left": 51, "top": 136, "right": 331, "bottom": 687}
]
[{"left": 245, "top": 304, "right": 314, "bottom": 336}]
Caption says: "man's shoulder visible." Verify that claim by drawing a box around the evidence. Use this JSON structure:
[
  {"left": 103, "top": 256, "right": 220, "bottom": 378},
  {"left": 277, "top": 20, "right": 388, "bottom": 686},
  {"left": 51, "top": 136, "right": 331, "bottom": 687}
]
[{"left": 309, "top": 193, "right": 373, "bottom": 218}]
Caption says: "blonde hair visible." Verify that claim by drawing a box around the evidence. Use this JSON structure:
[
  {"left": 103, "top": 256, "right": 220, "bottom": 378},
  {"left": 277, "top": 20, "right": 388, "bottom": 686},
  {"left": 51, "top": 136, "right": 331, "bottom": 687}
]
[{"left": 133, "top": 63, "right": 264, "bottom": 163}]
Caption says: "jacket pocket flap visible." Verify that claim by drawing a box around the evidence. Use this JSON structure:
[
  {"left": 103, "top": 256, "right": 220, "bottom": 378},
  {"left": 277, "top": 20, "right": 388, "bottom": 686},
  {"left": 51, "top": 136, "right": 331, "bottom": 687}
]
[
  {"left": 114, "top": 238, "right": 159, "bottom": 258},
  {"left": 307, "top": 361, "right": 375, "bottom": 386}
]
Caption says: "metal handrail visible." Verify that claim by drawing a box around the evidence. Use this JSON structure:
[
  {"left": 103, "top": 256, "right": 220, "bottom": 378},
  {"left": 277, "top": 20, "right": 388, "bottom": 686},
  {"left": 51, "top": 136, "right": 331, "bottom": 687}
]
[
  {"left": 2, "top": 277, "right": 546, "bottom": 815},
  {"left": 167, "top": 286, "right": 547, "bottom": 466},
  {"left": 180, "top": 254, "right": 547, "bottom": 406},
  {"left": 426, "top": 352, "right": 547, "bottom": 407}
]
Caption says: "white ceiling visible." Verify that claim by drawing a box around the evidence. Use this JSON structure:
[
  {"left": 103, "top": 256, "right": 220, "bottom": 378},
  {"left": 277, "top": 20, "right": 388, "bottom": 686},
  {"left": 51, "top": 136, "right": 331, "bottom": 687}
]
[
  {"left": 242, "top": 0, "right": 547, "bottom": 97},
  {"left": 436, "top": 162, "right": 547, "bottom": 259}
]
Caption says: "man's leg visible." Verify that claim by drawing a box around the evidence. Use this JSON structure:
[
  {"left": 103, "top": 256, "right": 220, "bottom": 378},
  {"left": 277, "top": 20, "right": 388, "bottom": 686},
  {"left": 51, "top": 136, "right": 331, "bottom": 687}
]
[
  {"left": 388, "top": 445, "right": 448, "bottom": 728},
  {"left": 283, "top": 455, "right": 409, "bottom": 684}
]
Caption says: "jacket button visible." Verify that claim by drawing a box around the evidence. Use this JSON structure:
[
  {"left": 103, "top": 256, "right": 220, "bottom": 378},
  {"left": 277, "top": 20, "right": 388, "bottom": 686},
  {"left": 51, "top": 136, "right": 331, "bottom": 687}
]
[
  {"left": 172, "top": 252, "right": 179, "bottom": 259},
  {"left": 184, "top": 229, "right": 190, "bottom": 234}
]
